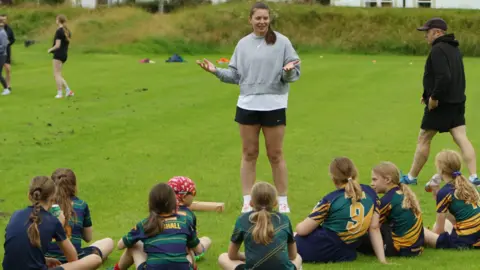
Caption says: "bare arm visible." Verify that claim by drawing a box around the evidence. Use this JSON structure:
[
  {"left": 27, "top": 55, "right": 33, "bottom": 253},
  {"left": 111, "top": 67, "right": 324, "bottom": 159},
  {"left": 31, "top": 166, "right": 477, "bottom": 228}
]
[
  {"left": 227, "top": 242, "right": 244, "bottom": 261},
  {"left": 295, "top": 218, "right": 318, "bottom": 236},
  {"left": 48, "top": 39, "right": 61, "bottom": 53},
  {"left": 369, "top": 212, "right": 387, "bottom": 264},
  {"left": 287, "top": 242, "right": 297, "bottom": 261},
  {"left": 434, "top": 213, "right": 446, "bottom": 235},
  {"left": 117, "top": 238, "right": 126, "bottom": 250},
  {"left": 82, "top": 227, "right": 93, "bottom": 243},
  {"left": 57, "top": 239, "right": 78, "bottom": 262}
]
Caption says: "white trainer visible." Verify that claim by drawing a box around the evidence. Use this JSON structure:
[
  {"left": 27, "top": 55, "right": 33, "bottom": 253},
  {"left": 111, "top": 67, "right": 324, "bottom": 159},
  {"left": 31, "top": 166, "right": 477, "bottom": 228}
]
[{"left": 1, "top": 89, "right": 10, "bottom": 96}]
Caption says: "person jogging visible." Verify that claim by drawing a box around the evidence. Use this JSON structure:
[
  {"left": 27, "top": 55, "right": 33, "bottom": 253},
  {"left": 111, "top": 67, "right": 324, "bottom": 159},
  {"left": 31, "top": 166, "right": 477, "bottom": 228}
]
[
  {"left": 0, "top": 17, "right": 10, "bottom": 95},
  {"left": 400, "top": 18, "right": 479, "bottom": 190}
]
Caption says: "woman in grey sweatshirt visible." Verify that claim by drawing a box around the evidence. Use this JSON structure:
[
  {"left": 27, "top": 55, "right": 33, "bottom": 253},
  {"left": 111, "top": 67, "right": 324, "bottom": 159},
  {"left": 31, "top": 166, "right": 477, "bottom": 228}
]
[
  {"left": 197, "top": 2, "right": 300, "bottom": 214},
  {"left": 0, "top": 17, "right": 9, "bottom": 94}
]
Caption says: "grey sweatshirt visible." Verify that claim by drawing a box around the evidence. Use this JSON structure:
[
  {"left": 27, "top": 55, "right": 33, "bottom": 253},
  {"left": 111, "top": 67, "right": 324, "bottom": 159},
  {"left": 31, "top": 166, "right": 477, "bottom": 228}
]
[
  {"left": 215, "top": 31, "right": 300, "bottom": 96},
  {"left": 0, "top": 28, "right": 7, "bottom": 56}
]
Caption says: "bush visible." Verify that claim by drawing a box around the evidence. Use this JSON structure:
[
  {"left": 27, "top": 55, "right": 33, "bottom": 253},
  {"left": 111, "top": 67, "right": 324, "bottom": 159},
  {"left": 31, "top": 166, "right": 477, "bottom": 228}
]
[{"left": 5, "top": 2, "right": 480, "bottom": 56}]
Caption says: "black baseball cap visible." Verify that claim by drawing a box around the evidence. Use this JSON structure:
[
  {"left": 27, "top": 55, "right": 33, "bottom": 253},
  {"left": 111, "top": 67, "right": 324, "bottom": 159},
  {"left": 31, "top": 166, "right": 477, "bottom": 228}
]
[{"left": 417, "top": 18, "right": 448, "bottom": 31}]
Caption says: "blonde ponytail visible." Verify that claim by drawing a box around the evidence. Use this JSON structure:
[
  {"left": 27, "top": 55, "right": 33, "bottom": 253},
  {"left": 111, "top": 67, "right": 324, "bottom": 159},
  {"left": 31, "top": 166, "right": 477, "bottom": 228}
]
[
  {"left": 453, "top": 175, "right": 480, "bottom": 205},
  {"left": 345, "top": 178, "right": 363, "bottom": 204},
  {"left": 249, "top": 209, "right": 275, "bottom": 245},
  {"left": 399, "top": 183, "right": 422, "bottom": 216}
]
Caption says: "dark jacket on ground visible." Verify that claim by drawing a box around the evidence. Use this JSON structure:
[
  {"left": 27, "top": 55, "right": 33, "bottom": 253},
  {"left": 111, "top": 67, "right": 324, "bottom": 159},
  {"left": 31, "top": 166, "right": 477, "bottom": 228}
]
[{"left": 422, "top": 33, "right": 466, "bottom": 104}]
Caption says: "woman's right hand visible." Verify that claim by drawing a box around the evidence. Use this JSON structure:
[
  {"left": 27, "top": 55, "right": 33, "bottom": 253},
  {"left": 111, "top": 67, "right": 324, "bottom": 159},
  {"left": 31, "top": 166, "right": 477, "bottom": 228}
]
[{"left": 196, "top": 58, "right": 216, "bottom": 73}]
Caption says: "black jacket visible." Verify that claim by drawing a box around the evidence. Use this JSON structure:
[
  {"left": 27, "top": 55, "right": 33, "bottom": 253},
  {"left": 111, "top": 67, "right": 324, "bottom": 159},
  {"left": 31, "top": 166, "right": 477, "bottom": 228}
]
[
  {"left": 422, "top": 34, "right": 466, "bottom": 104},
  {"left": 4, "top": 24, "right": 15, "bottom": 48}
]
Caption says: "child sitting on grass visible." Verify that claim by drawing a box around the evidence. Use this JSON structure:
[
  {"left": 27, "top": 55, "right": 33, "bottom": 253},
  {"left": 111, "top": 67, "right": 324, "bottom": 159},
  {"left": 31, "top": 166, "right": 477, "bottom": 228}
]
[
  {"left": 2, "top": 176, "right": 102, "bottom": 270},
  {"left": 218, "top": 181, "right": 302, "bottom": 270},
  {"left": 424, "top": 150, "right": 480, "bottom": 249},
  {"left": 167, "top": 176, "right": 212, "bottom": 262},
  {"left": 111, "top": 183, "right": 204, "bottom": 270},
  {"left": 45, "top": 168, "right": 114, "bottom": 264}
]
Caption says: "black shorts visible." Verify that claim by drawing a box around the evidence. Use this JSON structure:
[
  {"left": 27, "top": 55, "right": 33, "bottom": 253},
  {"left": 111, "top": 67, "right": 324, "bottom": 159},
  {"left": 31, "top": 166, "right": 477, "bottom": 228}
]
[
  {"left": 235, "top": 264, "right": 296, "bottom": 270},
  {"left": 421, "top": 103, "right": 465, "bottom": 133},
  {"left": 357, "top": 223, "right": 423, "bottom": 257},
  {"left": 5, "top": 47, "right": 11, "bottom": 64},
  {"left": 234, "top": 106, "right": 286, "bottom": 127},
  {"left": 53, "top": 53, "right": 68, "bottom": 64}
]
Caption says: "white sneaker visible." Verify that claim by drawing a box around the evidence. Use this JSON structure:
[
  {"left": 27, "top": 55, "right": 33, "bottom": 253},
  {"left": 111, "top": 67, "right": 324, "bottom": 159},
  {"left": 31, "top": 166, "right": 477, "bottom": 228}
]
[
  {"left": 241, "top": 203, "right": 252, "bottom": 213},
  {"left": 1, "top": 89, "right": 10, "bottom": 95},
  {"left": 55, "top": 94, "right": 63, "bottom": 99},
  {"left": 425, "top": 174, "right": 442, "bottom": 192},
  {"left": 279, "top": 203, "right": 291, "bottom": 213},
  {"left": 66, "top": 89, "right": 74, "bottom": 97}
]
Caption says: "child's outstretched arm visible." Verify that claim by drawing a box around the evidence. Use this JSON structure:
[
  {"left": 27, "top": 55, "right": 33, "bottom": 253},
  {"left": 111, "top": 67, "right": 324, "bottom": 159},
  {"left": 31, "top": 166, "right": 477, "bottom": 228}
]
[
  {"left": 295, "top": 218, "right": 318, "bottom": 236},
  {"left": 369, "top": 212, "right": 387, "bottom": 264}
]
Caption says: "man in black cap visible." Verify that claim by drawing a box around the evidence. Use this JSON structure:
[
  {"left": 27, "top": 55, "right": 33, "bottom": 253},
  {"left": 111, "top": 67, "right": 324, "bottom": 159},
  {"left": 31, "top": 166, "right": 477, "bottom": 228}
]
[{"left": 400, "top": 18, "right": 479, "bottom": 189}]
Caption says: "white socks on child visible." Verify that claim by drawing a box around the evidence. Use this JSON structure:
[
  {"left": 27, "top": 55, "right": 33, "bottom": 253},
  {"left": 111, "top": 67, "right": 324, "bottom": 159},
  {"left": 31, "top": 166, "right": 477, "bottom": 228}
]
[
  {"left": 278, "top": 196, "right": 288, "bottom": 205},
  {"left": 470, "top": 174, "right": 478, "bottom": 182}
]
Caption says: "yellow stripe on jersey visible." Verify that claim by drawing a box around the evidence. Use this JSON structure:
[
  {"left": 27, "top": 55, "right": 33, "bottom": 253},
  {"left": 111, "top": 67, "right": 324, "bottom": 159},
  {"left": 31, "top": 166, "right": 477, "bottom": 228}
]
[
  {"left": 337, "top": 206, "right": 374, "bottom": 244},
  {"left": 310, "top": 203, "right": 331, "bottom": 224},
  {"left": 436, "top": 193, "right": 452, "bottom": 213},
  {"left": 379, "top": 203, "right": 392, "bottom": 224},
  {"left": 455, "top": 213, "right": 480, "bottom": 236},
  {"left": 392, "top": 215, "right": 423, "bottom": 251}
]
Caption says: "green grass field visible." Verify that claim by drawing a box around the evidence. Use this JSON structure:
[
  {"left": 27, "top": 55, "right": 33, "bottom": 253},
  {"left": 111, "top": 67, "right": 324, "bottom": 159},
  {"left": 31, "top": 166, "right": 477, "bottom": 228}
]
[{"left": 0, "top": 44, "right": 479, "bottom": 269}]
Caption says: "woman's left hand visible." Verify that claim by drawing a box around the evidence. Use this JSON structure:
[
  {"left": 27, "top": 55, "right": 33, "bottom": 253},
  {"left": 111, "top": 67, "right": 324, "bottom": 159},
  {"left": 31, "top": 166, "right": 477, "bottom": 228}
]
[{"left": 283, "top": 60, "right": 300, "bottom": 72}]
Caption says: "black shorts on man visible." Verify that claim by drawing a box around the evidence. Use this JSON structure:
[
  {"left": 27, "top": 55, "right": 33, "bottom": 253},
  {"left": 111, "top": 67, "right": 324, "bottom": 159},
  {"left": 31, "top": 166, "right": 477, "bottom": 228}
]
[{"left": 421, "top": 102, "right": 465, "bottom": 133}]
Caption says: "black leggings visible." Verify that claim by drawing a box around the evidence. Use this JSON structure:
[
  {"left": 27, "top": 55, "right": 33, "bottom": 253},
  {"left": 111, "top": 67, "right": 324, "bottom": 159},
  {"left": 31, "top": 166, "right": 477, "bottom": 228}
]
[{"left": 0, "top": 55, "right": 7, "bottom": 89}]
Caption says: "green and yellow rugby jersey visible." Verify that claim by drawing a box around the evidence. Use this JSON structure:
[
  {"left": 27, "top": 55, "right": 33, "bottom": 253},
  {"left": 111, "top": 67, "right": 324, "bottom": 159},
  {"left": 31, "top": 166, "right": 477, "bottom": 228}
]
[{"left": 308, "top": 184, "right": 378, "bottom": 245}]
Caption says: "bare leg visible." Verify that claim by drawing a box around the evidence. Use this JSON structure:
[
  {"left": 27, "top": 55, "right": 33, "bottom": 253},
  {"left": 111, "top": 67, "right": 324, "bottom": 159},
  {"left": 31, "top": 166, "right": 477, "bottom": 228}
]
[
  {"left": 117, "top": 242, "right": 147, "bottom": 270},
  {"left": 450, "top": 125, "right": 477, "bottom": 176},
  {"left": 239, "top": 124, "right": 261, "bottom": 196},
  {"left": 408, "top": 129, "right": 437, "bottom": 178},
  {"left": 4, "top": 63, "right": 11, "bottom": 88},
  {"left": 263, "top": 125, "right": 287, "bottom": 196},
  {"left": 53, "top": 60, "right": 64, "bottom": 92},
  {"left": 90, "top": 238, "right": 114, "bottom": 260},
  {"left": 218, "top": 253, "right": 244, "bottom": 270},
  {"left": 200, "top": 236, "right": 212, "bottom": 252}
]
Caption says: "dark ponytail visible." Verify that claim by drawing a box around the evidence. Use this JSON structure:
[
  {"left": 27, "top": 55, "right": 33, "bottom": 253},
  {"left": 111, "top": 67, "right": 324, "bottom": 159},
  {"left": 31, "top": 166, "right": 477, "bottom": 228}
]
[
  {"left": 27, "top": 176, "right": 56, "bottom": 248},
  {"left": 144, "top": 212, "right": 165, "bottom": 237},
  {"left": 265, "top": 25, "right": 277, "bottom": 45},
  {"left": 28, "top": 189, "right": 42, "bottom": 248},
  {"left": 143, "top": 183, "right": 177, "bottom": 237}
]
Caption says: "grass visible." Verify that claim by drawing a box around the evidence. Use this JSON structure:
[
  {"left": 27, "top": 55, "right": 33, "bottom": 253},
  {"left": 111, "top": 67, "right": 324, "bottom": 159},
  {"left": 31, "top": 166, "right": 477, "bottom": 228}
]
[{"left": 0, "top": 44, "right": 479, "bottom": 269}]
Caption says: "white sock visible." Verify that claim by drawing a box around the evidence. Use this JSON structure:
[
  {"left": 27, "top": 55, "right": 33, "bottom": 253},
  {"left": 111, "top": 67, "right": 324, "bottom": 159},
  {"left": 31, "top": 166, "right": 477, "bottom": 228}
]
[
  {"left": 408, "top": 173, "right": 416, "bottom": 180},
  {"left": 278, "top": 196, "right": 288, "bottom": 205},
  {"left": 57, "top": 90, "right": 62, "bottom": 95},
  {"left": 470, "top": 174, "right": 478, "bottom": 181},
  {"left": 243, "top": 195, "right": 251, "bottom": 205}
]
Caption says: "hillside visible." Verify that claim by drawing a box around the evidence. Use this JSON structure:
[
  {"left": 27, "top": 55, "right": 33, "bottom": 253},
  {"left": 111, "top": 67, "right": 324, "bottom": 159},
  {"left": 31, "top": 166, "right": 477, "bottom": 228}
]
[{"left": 4, "top": 2, "right": 480, "bottom": 55}]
